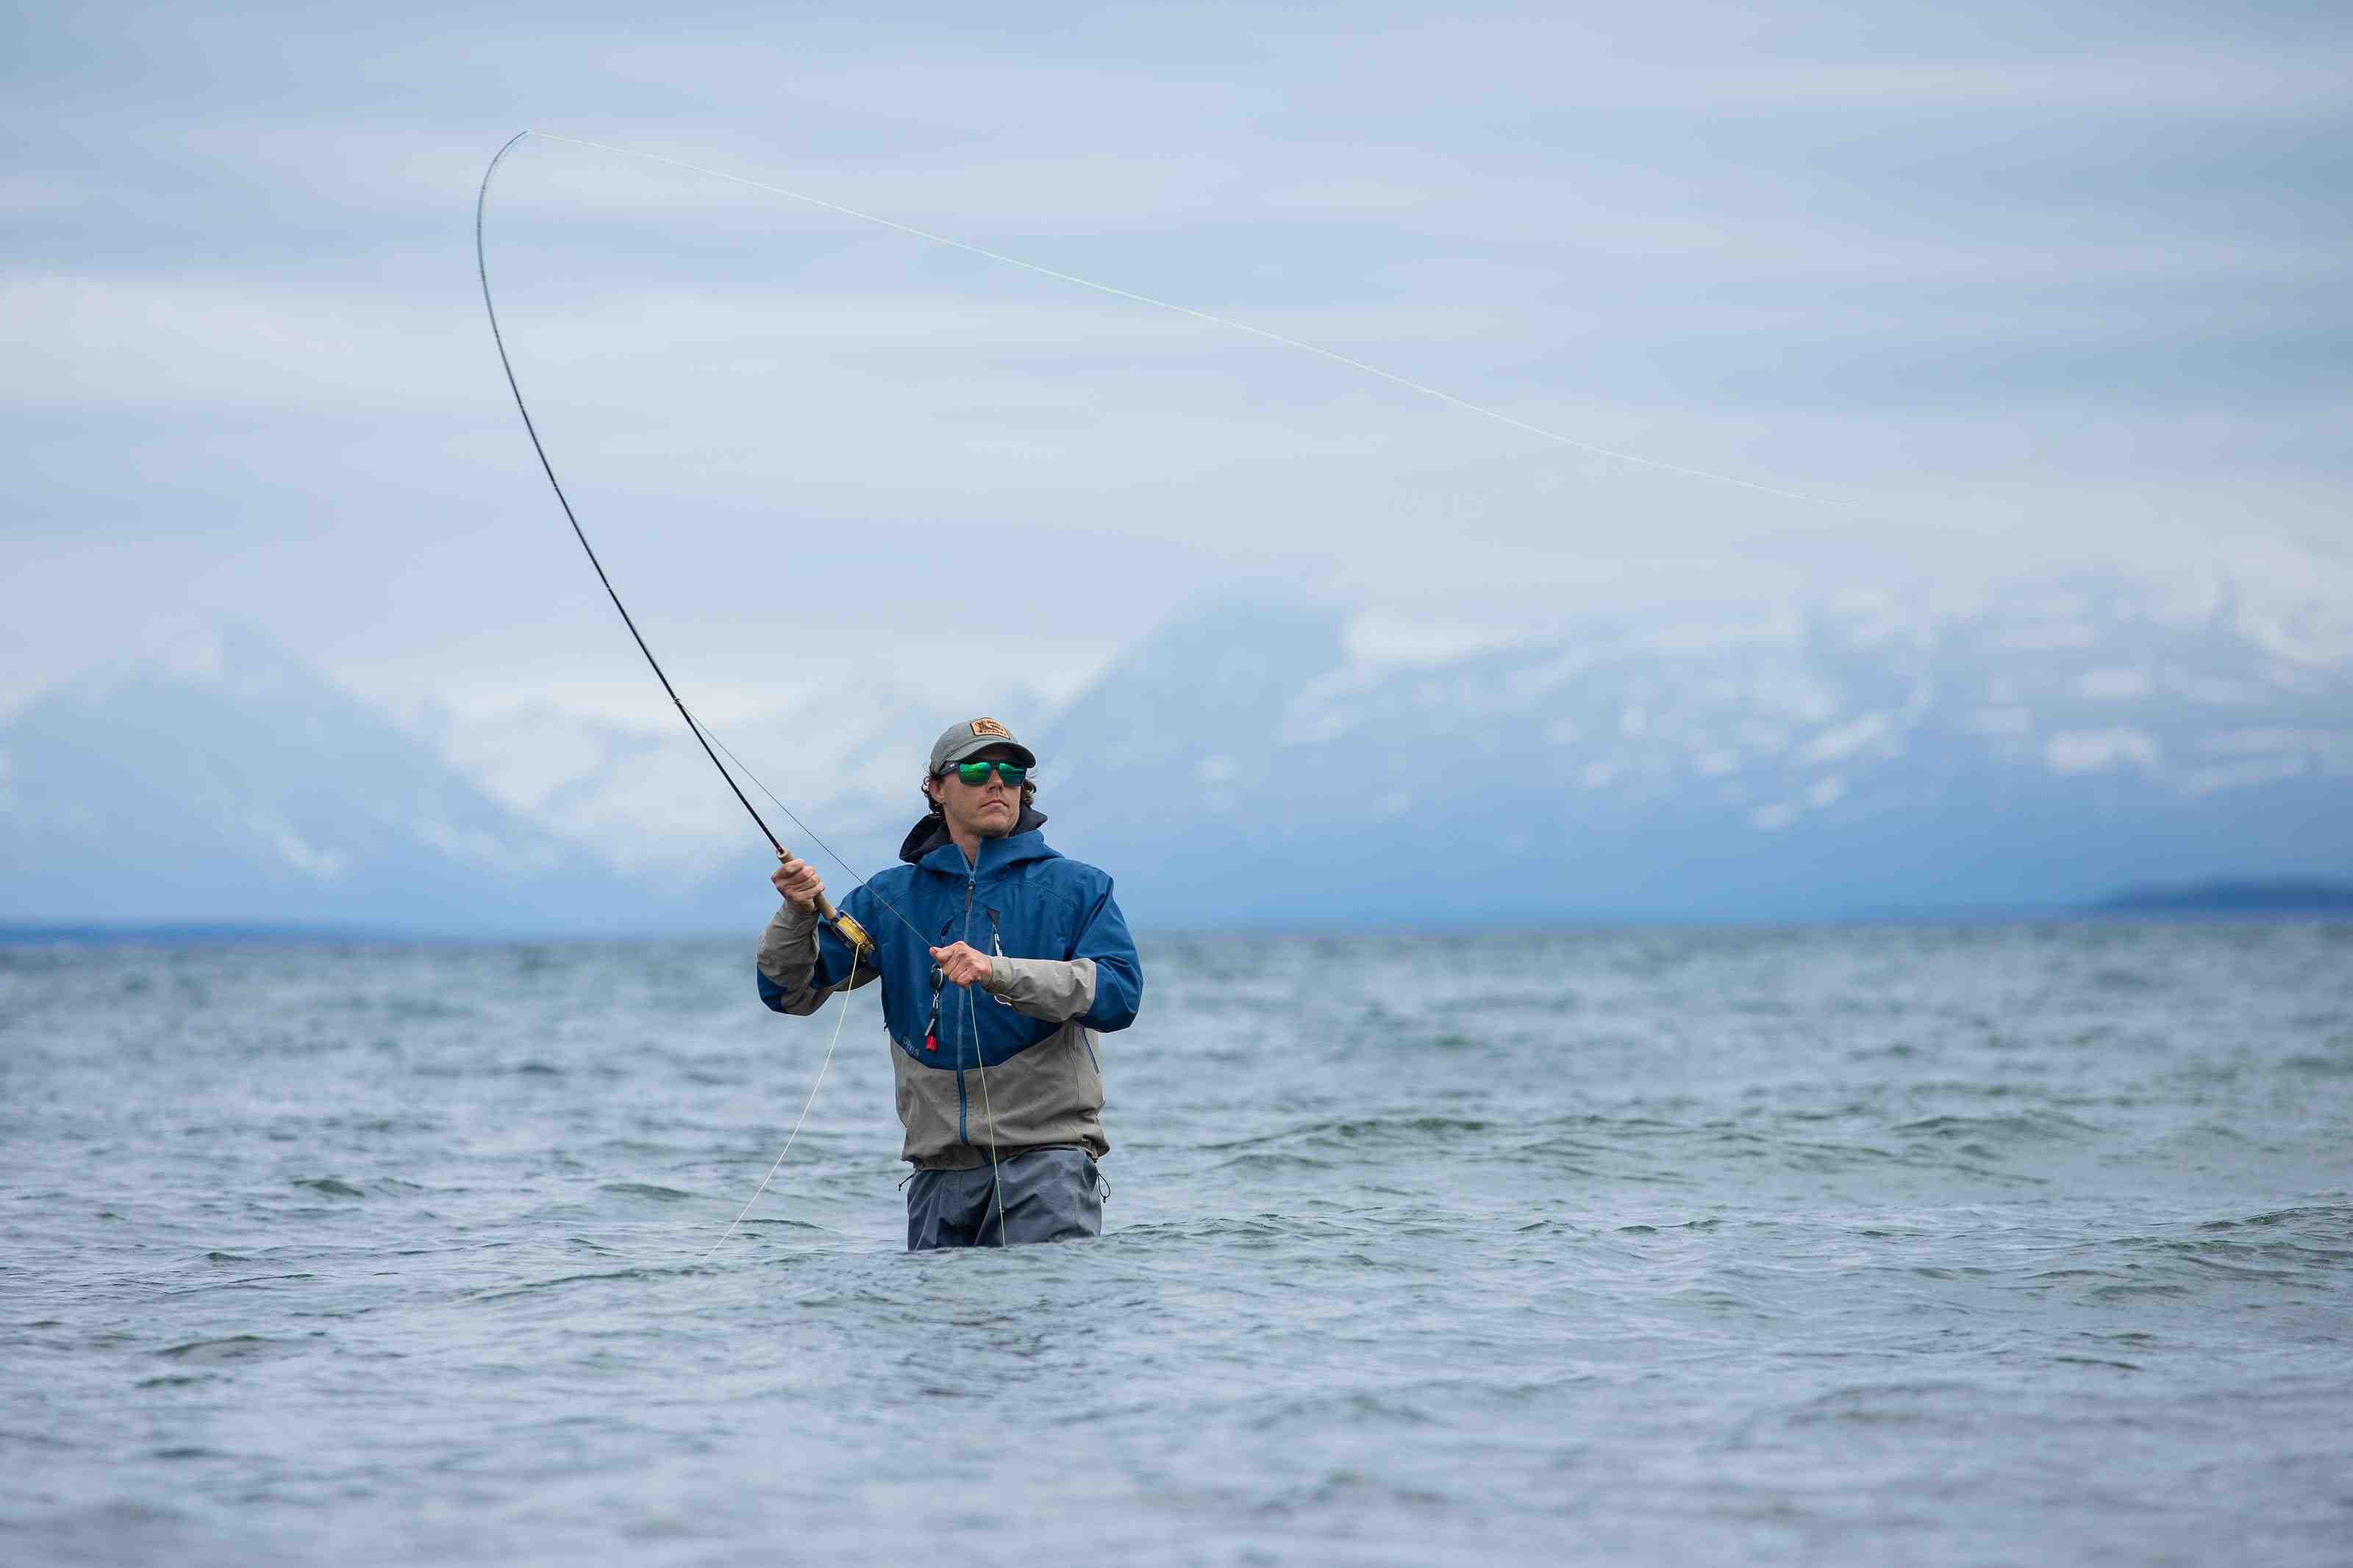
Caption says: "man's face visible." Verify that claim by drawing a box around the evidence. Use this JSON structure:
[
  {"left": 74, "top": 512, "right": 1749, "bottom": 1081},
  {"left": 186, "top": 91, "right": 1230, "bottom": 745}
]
[{"left": 930, "top": 745, "right": 1024, "bottom": 840}]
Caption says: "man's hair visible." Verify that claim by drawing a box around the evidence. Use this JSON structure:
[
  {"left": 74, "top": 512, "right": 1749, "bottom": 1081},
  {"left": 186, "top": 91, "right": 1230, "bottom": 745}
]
[{"left": 922, "top": 773, "right": 1038, "bottom": 820}]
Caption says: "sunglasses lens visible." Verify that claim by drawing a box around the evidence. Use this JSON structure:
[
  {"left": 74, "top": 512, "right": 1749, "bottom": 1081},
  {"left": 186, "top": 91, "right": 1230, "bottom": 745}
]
[{"left": 954, "top": 762, "right": 1026, "bottom": 785}]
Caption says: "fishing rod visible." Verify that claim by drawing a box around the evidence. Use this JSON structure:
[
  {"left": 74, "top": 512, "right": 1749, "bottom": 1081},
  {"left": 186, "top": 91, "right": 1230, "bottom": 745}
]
[{"left": 474, "top": 129, "right": 875, "bottom": 956}]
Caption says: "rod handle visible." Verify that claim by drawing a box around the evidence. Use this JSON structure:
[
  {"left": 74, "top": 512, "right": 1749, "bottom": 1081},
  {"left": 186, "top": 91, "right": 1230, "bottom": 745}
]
[{"left": 780, "top": 850, "right": 874, "bottom": 953}]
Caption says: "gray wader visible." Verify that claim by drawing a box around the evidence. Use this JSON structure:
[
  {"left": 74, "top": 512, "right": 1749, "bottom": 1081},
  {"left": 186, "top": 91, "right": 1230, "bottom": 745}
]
[{"left": 907, "top": 1147, "right": 1103, "bottom": 1250}]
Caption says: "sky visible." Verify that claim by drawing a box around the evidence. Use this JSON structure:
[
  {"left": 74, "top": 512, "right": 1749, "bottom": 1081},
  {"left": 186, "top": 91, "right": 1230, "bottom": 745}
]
[{"left": 6, "top": 0, "right": 2350, "bottom": 740}]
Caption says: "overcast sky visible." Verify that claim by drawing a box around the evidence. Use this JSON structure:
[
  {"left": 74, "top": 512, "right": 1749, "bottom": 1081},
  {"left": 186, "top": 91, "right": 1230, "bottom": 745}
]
[{"left": 7, "top": 0, "right": 2349, "bottom": 729}]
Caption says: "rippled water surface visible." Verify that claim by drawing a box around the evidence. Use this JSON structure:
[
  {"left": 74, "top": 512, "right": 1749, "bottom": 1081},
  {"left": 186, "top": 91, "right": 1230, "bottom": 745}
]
[{"left": 4, "top": 922, "right": 2351, "bottom": 1565}]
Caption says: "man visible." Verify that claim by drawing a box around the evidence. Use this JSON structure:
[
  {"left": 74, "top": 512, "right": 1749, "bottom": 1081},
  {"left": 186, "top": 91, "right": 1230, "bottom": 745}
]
[{"left": 756, "top": 717, "right": 1143, "bottom": 1250}]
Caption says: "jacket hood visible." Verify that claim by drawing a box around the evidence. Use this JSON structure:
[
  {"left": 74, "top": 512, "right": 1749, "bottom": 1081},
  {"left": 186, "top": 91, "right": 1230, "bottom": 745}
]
[{"left": 898, "top": 803, "right": 1049, "bottom": 865}]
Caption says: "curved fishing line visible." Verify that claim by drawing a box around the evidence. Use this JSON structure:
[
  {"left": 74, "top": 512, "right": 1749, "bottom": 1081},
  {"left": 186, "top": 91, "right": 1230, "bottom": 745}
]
[
  {"left": 959, "top": 899, "right": 1010, "bottom": 1244},
  {"left": 698, "top": 959, "right": 859, "bottom": 1264},
  {"left": 523, "top": 129, "right": 1838, "bottom": 509}
]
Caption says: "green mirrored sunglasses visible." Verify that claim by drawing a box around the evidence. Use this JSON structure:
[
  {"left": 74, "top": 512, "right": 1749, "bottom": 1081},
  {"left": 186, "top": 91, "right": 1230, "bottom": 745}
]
[{"left": 942, "top": 760, "right": 1028, "bottom": 786}]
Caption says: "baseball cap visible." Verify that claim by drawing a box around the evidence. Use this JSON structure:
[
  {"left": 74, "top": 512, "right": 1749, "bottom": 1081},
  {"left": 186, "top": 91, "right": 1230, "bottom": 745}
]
[{"left": 928, "top": 717, "right": 1038, "bottom": 774}]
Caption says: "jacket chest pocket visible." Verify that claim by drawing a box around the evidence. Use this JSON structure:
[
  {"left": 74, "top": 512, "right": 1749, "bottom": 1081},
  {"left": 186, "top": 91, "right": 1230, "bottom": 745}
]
[{"left": 982, "top": 889, "right": 1077, "bottom": 962}]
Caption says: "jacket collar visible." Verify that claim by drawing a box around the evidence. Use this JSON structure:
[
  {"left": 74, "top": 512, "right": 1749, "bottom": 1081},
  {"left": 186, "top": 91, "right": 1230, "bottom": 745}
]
[{"left": 897, "top": 805, "right": 1055, "bottom": 879}]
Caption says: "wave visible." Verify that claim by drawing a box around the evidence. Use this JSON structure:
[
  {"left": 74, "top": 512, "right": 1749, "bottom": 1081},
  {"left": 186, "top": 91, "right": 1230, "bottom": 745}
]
[
  {"left": 596, "top": 1181, "right": 695, "bottom": 1201},
  {"left": 293, "top": 1177, "right": 364, "bottom": 1199},
  {"left": 1891, "top": 1111, "right": 2104, "bottom": 1142},
  {"left": 154, "top": 1335, "right": 304, "bottom": 1364}
]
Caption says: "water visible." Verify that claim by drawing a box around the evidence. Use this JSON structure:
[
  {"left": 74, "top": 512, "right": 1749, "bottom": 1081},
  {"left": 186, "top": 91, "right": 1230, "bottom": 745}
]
[{"left": 4, "top": 922, "right": 2350, "bottom": 1565}]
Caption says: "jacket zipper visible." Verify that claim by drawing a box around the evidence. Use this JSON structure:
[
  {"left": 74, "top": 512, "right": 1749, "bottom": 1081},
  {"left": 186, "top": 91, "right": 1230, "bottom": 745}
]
[{"left": 956, "top": 871, "right": 978, "bottom": 1145}]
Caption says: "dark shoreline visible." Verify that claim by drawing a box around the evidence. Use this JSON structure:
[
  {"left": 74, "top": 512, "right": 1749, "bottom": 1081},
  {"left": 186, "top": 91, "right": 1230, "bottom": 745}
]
[{"left": 2093, "top": 878, "right": 2353, "bottom": 914}]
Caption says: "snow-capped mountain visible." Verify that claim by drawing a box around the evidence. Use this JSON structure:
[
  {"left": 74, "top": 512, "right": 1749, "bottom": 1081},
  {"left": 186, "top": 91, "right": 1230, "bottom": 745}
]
[
  {"left": 4, "top": 576, "right": 2347, "bottom": 932},
  {"left": 0, "top": 623, "right": 639, "bottom": 931},
  {"left": 1023, "top": 579, "right": 2352, "bottom": 923}
]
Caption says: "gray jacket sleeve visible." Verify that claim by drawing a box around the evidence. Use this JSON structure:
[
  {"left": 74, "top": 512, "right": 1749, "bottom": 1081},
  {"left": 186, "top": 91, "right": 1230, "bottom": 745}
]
[
  {"left": 974, "top": 874, "right": 1142, "bottom": 1033},
  {"left": 755, "top": 901, "right": 875, "bottom": 1016},
  {"left": 979, "top": 954, "right": 1098, "bottom": 1024}
]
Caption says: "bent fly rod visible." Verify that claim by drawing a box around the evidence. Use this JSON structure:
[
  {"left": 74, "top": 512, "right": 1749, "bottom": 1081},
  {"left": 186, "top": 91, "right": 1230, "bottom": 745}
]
[{"left": 473, "top": 129, "right": 876, "bottom": 956}]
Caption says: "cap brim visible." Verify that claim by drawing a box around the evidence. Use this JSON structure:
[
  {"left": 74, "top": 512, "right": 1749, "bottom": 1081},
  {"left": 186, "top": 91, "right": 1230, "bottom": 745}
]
[{"left": 937, "top": 737, "right": 1037, "bottom": 770}]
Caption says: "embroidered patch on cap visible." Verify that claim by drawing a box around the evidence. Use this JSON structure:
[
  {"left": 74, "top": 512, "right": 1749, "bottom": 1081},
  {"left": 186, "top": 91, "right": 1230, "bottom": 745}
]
[{"left": 968, "top": 717, "right": 1012, "bottom": 740}]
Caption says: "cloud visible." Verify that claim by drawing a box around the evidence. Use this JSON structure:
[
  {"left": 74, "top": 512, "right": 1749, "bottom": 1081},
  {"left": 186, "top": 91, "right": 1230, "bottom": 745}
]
[
  {"left": 3, "top": 0, "right": 2349, "bottom": 731},
  {"left": 2045, "top": 727, "right": 2161, "bottom": 773}
]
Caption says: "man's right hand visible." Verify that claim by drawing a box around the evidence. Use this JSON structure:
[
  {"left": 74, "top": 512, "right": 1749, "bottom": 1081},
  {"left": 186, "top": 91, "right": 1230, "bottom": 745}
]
[{"left": 771, "top": 854, "right": 824, "bottom": 912}]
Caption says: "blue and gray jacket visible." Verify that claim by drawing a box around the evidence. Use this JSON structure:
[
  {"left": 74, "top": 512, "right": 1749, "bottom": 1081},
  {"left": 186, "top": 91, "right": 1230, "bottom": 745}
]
[{"left": 756, "top": 807, "right": 1142, "bottom": 1170}]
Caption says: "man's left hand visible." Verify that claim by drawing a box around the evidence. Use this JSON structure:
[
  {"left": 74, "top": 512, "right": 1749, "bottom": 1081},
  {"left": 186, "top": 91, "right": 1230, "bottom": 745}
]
[{"left": 929, "top": 942, "right": 993, "bottom": 988}]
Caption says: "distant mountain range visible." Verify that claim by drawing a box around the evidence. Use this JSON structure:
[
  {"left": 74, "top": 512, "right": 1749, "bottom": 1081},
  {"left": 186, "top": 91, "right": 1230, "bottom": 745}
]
[
  {"left": 4, "top": 576, "right": 2349, "bottom": 933},
  {"left": 1024, "top": 582, "right": 2353, "bottom": 926}
]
